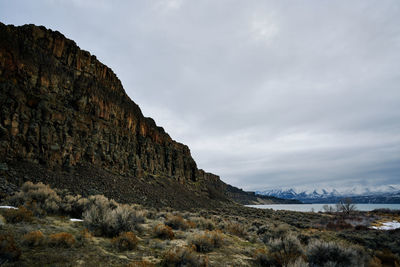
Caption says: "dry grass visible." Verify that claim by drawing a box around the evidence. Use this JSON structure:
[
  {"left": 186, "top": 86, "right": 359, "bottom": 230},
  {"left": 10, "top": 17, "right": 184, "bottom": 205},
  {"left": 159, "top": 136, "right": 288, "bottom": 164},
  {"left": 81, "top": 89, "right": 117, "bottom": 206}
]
[
  {"left": 267, "top": 234, "right": 304, "bottom": 266},
  {"left": 374, "top": 249, "right": 400, "bottom": 267},
  {"left": 127, "top": 260, "right": 156, "bottom": 266},
  {"left": 253, "top": 248, "right": 269, "bottom": 266},
  {"left": 0, "top": 233, "right": 21, "bottom": 261},
  {"left": 165, "top": 215, "right": 192, "bottom": 230},
  {"left": 9, "top": 181, "right": 62, "bottom": 215},
  {"left": 190, "top": 230, "right": 224, "bottom": 253},
  {"left": 306, "top": 240, "right": 365, "bottom": 267},
  {"left": 2, "top": 206, "right": 33, "bottom": 223},
  {"left": 112, "top": 232, "right": 139, "bottom": 251},
  {"left": 83, "top": 202, "right": 145, "bottom": 237},
  {"left": 161, "top": 246, "right": 208, "bottom": 267},
  {"left": 48, "top": 232, "right": 76, "bottom": 248},
  {"left": 226, "top": 222, "right": 248, "bottom": 238},
  {"left": 22, "top": 230, "right": 45, "bottom": 246},
  {"left": 1, "top": 182, "right": 398, "bottom": 267},
  {"left": 154, "top": 224, "right": 174, "bottom": 240}
]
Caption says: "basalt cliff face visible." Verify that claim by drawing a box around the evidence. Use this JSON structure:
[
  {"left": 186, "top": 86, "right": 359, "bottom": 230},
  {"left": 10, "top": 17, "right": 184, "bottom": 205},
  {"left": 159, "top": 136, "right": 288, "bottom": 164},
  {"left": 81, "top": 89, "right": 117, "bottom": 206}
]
[{"left": 0, "top": 23, "right": 275, "bottom": 208}]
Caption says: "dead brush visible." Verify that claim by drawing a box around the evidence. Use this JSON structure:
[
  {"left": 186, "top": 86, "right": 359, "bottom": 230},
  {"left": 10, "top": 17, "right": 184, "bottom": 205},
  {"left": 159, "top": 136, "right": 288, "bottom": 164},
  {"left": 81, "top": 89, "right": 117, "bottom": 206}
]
[
  {"left": 0, "top": 233, "right": 21, "bottom": 262},
  {"left": 83, "top": 202, "right": 145, "bottom": 237},
  {"left": 112, "top": 232, "right": 138, "bottom": 251},
  {"left": 2, "top": 206, "right": 33, "bottom": 223},
  {"left": 161, "top": 246, "right": 208, "bottom": 267},
  {"left": 226, "top": 222, "right": 248, "bottom": 238},
  {"left": 306, "top": 239, "right": 365, "bottom": 267},
  {"left": 190, "top": 230, "right": 224, "bottom": 253},
  {"left": 8, "top": 182, "right": 62, "bottom": 215},
  {"left": 76, "top": 228, "right": 92, "bottom": 244},
  {"left": 48, "top": 232, "right": 76, "bottom": 248},
  {"left": 22, "top": 230, "right": 45, "bottom": 246},
  {"left": 253, "top": 248, "right": 269, "bottom": 266},
  {"left": 165, "top": 215, "right": 192, "bottom": 230},
  {"left": 154, "top": 224, "right": 174, "bottom": 240},
  {"left": 127, "top": 260, "right": 155, "bottom": 267},
  {"left": 267, "top": 234, "right": 304, "bottom": 266},
  {"left": 191, "top": 217, "right": 215, "bottom": 231}
]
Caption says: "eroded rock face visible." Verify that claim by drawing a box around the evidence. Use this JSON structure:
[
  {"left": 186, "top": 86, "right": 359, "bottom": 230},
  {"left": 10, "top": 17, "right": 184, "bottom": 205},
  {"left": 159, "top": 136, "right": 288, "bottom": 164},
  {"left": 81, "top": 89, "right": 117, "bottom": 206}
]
[{"left": 0, "top": 23, "right": 222, "bottom": 191}]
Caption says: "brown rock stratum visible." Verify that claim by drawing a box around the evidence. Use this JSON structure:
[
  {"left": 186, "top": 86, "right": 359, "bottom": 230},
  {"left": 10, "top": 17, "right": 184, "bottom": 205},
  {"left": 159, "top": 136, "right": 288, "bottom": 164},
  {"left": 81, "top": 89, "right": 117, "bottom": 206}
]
[{"left": 0, "top": 23, "right": 294, "bottom": 208}]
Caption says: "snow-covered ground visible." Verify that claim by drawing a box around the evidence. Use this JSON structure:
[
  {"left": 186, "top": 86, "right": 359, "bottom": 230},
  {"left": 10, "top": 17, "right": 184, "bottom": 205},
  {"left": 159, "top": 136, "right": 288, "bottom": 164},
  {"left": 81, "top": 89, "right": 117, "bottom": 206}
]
[
  {"left": 371, "top": 221, "right": 400, "bottom": 230},
  {"left": 70, "top": 218, "right": 84, "bottom": 222},
  {"left": 0, "top": 205, "right": 17, "bottom": 209}
]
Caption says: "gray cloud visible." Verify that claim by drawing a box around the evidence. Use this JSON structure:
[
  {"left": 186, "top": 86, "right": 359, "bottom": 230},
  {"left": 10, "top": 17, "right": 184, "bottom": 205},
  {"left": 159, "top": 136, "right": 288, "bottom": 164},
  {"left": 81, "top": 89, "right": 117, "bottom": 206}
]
[{"left": 1, "top": 0, "right": 399, "bottom": 191}]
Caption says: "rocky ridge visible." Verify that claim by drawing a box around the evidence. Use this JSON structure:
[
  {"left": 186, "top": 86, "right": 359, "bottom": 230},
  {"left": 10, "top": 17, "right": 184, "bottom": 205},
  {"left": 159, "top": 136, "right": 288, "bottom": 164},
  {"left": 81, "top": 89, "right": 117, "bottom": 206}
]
[{"left": 0, "top": 22, "right": 282, "bottom": 208}]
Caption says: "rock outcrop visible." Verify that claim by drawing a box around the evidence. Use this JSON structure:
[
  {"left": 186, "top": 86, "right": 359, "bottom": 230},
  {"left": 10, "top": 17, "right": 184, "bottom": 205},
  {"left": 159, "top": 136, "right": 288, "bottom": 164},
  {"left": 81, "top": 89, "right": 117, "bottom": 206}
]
[
  {"left": 0, "top": 22, "right": 285, "bottom": 208},
  {"left": 0, "top": 22, "right": 232, "bottom": 208}
]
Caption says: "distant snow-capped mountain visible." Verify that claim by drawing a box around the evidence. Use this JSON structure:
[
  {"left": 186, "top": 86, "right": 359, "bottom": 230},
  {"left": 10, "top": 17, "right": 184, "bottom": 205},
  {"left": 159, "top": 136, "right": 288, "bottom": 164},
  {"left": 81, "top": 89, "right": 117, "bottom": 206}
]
[{"left": 256, "top": 185, "right": 400, "bottom": 203}]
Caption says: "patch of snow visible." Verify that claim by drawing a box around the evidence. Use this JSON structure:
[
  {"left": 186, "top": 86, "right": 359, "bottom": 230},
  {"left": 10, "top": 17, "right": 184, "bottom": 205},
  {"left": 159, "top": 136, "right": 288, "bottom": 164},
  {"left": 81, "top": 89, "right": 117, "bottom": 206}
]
[
  {"left": 371, "top": 221, "right": 400, "bottom": 230},
  {"left": 70, "top": 218, "right": 84, "bottom": 222},
  {"left": 0, "top": 205, "right": 17, "bottom": 209}
]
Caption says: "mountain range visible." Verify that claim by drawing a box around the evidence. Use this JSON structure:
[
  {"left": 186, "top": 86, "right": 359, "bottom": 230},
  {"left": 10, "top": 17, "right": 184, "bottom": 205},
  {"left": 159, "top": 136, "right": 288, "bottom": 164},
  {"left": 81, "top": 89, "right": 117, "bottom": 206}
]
[{"left": 256, "top": 185, "right": 400, "bottom": 203}]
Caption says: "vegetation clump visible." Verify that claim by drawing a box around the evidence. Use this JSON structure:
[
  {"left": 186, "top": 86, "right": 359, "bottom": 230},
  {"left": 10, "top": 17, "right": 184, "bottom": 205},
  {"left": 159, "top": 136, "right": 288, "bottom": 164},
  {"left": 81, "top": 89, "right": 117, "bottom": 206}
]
[
  {"left": 191, "top": 217, "right": 215, "bottom": 231},
  {"left": 0, "top": 234, "right": 21, "bottom": 262},
  {"left": 48, "top": 232, "right": 76, "bottom": 248},
  {"left": 267, "top": 234, "right": 304, "bottom": 266},
  {"left": 83, "top": 200, "right": 145, "bottom": 237},
  {"left": 127, "top": 260, "right": 156, "bottom": 266},
  {"left": 165, "top": 215, "right": 192, "bottom": 230},
  {"left": 22, "top": 230, "right": 45, "bottom": 247},
  {"left": 2, "top": 206, "right": 33, "bottom": 223},
  {"left": 0, "top": 182, "right": 398, "bottom": 266},
  {"left": 161, "top": 246, "right": 208, "bottom": 267},
  {"left": 225, "top": 221, "right": 248, "bottom": 238},
  {"left": 306, "top": 240, "right": 365, "bottom": 267},
  {"left": 190, "top": 230, "right": 224, "bottom": 253},
  {"left": 112, "top": 231, "right": 139, "bottom": 251},
  {"left": 154, "top": 224, "right": 174, "bottom": 240},
  {"left": 9, "top": 182, "right": 61, "bottom": 215}
]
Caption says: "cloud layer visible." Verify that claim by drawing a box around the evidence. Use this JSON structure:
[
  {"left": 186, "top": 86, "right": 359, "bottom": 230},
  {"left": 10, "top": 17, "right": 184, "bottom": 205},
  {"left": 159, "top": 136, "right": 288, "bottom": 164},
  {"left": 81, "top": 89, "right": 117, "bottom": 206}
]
[{"left": 1, "top": 0, "right": 399, "bottom": 190}]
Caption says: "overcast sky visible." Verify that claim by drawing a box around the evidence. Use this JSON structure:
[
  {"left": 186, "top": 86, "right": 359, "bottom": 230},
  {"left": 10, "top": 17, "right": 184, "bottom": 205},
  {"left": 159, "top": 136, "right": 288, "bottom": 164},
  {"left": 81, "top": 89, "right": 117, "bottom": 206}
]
[{"left": 1, "top": 0, "right": 399, "bottom": 191}]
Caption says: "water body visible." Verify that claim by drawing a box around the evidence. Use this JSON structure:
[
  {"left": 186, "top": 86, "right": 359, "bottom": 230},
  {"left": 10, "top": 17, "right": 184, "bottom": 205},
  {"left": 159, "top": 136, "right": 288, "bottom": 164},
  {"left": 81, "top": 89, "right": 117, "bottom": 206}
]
[{"left": 247, "top": 203, "right": 400, "bottom": 212}]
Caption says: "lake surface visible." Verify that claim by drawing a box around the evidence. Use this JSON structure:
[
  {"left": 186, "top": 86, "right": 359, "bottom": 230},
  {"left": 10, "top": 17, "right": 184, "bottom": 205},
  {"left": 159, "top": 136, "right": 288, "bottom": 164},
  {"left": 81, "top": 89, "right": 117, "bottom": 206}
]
[{"left": 247, "top": 203, "right": 400, "bottom": 212}]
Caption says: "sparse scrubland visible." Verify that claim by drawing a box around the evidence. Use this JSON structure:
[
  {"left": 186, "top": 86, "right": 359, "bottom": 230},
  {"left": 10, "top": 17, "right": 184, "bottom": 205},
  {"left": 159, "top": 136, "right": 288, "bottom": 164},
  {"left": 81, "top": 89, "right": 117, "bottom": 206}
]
[{"left": 1, "top": 182, "right": 399, "bottom": 266}]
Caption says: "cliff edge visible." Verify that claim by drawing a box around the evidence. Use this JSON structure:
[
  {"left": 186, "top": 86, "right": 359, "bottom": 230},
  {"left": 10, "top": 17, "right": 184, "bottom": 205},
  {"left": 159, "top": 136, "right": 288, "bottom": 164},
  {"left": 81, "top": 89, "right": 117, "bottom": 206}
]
[{"left": 0, "top": 22, "right": 286, "bottom": 208}]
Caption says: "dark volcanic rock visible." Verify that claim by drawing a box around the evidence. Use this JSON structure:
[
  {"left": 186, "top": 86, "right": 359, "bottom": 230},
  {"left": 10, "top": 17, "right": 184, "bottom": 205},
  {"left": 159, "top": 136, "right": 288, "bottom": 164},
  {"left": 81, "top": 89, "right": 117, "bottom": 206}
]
[{"left": 0, "top": 22, "right": 285, "bottom": 208}]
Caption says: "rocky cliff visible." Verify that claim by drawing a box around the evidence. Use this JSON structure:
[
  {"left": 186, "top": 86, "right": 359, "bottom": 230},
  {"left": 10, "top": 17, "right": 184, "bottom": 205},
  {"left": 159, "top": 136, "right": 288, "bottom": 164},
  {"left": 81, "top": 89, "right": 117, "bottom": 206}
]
[{"left": 0, "top": 22, "right": 282, "bottom": 208}]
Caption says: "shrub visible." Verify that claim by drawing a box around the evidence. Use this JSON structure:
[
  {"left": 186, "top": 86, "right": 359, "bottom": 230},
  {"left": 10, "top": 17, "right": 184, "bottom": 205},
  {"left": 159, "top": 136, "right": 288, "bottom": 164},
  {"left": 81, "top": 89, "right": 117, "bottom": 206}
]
[
  {"left": 76, "top": 228, "right": 92, "bottom": 244},
  {"left": 326, "top": 220, "right": 353, "bottom": 231},
  {"left": 9, "top": 182, "right": 61, "bottom": 215},
  {"left": 161, "top": 246, "right": 208, "bottom": 267},
  {"left": 165, "top": 215, "right": 191, "bottom": 230},
  {"left": 0, "top": 234, "right": 21, "bottom": 261},
  {"left": 86, "top": 195, "right": 118, "bottom": 211},
  {"left": 60, "top": 194, "right": 89, "bottom": 217},
  {"left": 22, "top": 230, "right": 45, "bottom": 246},
  {"left": 226, "top": 222, "right": 248, "bottom": 238},
  {"left": 112, "top": 232, "right": 138, "bottom": 251},
  {"left": 306, "top": 240, "right": 364, "bottom": 267},
  {"left": 374, "top": 249, "right": 400, "bottom": 266},
  {"left": 253, "top": 248, "right": 269, "bottom": 266},
  {"left": 2, "top": 206, "right": 33, "bottom": 223},
  {"left": 191, "top": 217, "right": 215, "bottom": 231},
  {"left": 287, "top": 257, "right": 309, "bottom": 267},
  {"left": 127, "top": 260, "right": 155, "bottom": 267},
  {"left": 83, "top": 203, "right": 145, "bottom": 237},
  {"left": 48, "top": 232, "right": 76, "bottom": 248},
  {"left": 267, "top": 234, "right": 304, "bottom": 266},
  {"left": 190, "top": 230, "right": 224, "bottom": 253},
  {"left": 154, "top": 224, "right": 174, "bottom": 240}
]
